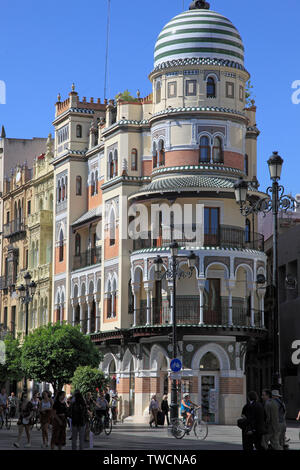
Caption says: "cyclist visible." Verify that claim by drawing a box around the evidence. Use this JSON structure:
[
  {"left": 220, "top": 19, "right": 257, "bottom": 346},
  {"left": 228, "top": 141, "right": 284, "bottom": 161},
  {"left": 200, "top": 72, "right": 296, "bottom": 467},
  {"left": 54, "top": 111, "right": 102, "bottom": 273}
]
[
  {"left": 180, "top": 393, "right": 200, "bottom": 429},
  {"left": 95, "top": 390, "right": 109, "bottom": 428},
  {"left": 0, "top": 387, "right": 8, "bottom": 426}
]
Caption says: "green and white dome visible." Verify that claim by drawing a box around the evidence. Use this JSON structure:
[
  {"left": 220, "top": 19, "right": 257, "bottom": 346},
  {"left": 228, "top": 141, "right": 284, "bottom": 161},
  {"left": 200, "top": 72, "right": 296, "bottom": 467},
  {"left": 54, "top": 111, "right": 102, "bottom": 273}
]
[{"left": 154, "top": 9, "right": 244, "bottom": 69}]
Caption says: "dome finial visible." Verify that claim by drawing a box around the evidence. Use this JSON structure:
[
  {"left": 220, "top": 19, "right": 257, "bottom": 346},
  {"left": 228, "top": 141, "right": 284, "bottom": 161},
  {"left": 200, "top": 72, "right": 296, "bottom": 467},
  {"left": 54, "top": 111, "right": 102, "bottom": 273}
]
[{"left": 189, "top": 0, "right": 210, "bottom": 9}]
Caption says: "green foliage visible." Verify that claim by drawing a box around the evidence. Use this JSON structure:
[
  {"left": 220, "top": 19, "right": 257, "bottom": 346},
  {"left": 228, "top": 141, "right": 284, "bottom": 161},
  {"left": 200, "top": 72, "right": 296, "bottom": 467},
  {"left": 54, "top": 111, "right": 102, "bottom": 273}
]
[
  {"left": 21, "top": 323, "right": 101, "bottom": 394},
  {"left": 115, "top": 89, "right": 139, "bottom": 102},
  {"left": 245, "top": 79, "right": 255, "bottom": 107},
  {"left": 71, "top": 365, "right": 109, "bottom": 399},
  {"left": 0, "top": 334, "right": 23, "bottom": 387}
]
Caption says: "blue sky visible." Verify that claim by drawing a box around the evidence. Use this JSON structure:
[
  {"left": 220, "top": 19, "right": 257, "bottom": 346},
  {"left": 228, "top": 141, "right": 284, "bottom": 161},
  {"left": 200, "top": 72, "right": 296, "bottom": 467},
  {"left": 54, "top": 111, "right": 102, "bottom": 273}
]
[{"left": 0, "top": 0, "right": 299, "bottom": 195}]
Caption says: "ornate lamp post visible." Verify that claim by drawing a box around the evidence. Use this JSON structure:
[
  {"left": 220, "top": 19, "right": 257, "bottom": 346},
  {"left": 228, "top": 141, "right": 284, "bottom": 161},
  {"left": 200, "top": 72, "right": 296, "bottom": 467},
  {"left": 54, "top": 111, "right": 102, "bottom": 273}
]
[
  {"left": 17, "top": 272, "right": 37, "bottom": 393},
  {"left": 234, "top": 151, "right": 297, "bottom": 391},
  {"left": 154, "top": 245, "right": 197, "bottom": 421}
]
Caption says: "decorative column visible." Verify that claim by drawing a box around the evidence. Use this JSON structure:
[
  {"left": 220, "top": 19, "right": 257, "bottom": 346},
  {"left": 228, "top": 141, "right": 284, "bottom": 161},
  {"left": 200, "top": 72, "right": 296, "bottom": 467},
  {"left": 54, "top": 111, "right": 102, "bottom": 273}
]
[
  {"left": 87, "top": 297, "right": 92, "bottom": 334},
  {"left": 197, "top": 279, "right": 206, "bottom": 325},
  {"left": 227, "top": 280, "right": 235, "bottom": 326},
  {"left": 258, "top": 288, "right": 266, "bottom": 328},
  {"left": 250, "top": 285, "right": 255, "bottom": 327},
  {"left": 144, "top": 282, "right": 153, "bottom": 326},
  {"left": 131, "top": 283, "right": 140, "bottom": 327},
  {"left": 79, "top": 299, "right": 83, "bottom": 332},
  {"left": 71, "top": 300, "right": 76, "bottom": 326},
  {"left": 94, "top": 295, "right": 100, "bottom": 332}
]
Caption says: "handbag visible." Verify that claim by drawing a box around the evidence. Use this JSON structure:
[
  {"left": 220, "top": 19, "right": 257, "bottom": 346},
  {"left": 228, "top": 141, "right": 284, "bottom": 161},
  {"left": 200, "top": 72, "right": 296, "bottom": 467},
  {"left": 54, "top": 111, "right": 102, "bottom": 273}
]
[
  {"left": 22, "top": 417, "right": 30, "bottom": 425},
  {"left": 237, "top": 416, "right": 249, "bottom": 431}
]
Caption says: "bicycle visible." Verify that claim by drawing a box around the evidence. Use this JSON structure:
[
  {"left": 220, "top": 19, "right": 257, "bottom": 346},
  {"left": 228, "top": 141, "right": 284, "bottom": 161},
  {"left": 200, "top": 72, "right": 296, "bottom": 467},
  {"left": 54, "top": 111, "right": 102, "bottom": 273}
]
[
  {"left": 171, "top": 407, "right": 208, "bottom": 440},
  {"left": 0, "top": 406, "right": 11, "bottom": 430},
  {"left": 90, "top": 411, "right": 112, "bottom": 436}
]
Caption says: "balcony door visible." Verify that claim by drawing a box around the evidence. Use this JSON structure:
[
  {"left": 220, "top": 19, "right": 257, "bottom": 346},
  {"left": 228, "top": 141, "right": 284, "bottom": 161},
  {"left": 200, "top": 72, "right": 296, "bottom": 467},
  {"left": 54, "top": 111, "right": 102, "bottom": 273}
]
[
  {"left": 204, "top": 207, "right": 219, "bottom": 246},
  {"left": 204, "top": 279, "right": 221, "bottom": 324}
]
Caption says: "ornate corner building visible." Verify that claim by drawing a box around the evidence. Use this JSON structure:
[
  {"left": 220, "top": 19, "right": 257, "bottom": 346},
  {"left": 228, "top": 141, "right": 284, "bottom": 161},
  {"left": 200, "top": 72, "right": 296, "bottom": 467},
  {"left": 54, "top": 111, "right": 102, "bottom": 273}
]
[{"left": 51, "top": 2, "right": 268, "bottom": 424}]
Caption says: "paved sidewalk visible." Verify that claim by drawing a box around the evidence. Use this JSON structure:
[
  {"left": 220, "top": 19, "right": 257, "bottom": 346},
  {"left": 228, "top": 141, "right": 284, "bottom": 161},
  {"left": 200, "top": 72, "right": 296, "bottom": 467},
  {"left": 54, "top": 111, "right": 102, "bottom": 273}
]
[{"left": 0, "top": 421, "right": 299, "bottom": 450}]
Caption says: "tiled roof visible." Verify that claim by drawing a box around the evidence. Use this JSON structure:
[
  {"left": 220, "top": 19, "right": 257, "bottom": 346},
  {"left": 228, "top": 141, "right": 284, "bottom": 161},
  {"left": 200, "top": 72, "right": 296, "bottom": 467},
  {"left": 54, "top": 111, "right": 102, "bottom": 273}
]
[
  {"left": 152, "top": 57, "right": 247, "bottom": 72},
  {"left": 135, "top": 175, "right": 238, "bottom": 194},
  {"left": 69, "top": 108, "right": 95, "bottom": 114},
  {"left": 72, "top": 207, "right": 102, "bottom": 226},
  {"left": 152, "top": 106, "right": 246, "bottom": 118}
]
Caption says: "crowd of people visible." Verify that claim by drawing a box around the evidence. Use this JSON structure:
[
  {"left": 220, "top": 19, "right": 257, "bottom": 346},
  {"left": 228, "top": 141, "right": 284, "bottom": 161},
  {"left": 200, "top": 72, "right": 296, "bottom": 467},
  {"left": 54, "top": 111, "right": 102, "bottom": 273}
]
[
  {"left": 240, "top": 389, "right": 291, "bottom": 451},
  {"left": 0, "top": 386, "right": 119, "bottom": 450}
]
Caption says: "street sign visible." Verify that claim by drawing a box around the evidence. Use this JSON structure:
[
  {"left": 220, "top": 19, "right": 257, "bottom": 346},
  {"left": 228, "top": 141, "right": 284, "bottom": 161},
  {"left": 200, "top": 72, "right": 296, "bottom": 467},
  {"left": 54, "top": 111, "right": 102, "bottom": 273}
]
[
  {"left": 170, "top": 358, "right": 182, "bottom": 372},
  {"left": 170, "top": 372, "right": 182, "bottom": 381}
]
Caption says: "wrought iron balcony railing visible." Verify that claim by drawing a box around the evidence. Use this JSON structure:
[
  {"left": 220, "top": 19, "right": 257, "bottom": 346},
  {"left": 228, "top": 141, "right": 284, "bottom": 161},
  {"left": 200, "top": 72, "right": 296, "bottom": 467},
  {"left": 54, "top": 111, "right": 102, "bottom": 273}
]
[
  {"left": 132, "top": 225, "right": 264, "bottom": 252},
  {"left": 72, "top": 247, "right": 102, "bottom": 271},
  {"left": 3, "top": 219, "right": 26, "bottom": 238}
]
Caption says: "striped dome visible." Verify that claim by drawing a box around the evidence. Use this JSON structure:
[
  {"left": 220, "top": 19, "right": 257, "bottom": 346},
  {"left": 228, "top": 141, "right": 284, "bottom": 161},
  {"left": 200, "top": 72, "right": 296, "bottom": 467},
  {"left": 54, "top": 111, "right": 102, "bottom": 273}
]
[{"left": 154, "top": 9, "right": 244, "bottom": 68}]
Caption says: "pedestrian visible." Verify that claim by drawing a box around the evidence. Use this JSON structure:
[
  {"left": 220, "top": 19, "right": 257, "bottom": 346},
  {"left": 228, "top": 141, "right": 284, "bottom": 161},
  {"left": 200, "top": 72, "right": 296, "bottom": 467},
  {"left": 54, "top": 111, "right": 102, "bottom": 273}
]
[
  {"left": 261, "top": 389, "right": 282, "bottom": 450},
  {"left": 111, "top": 393, "right": 119, "bottom": 425},
  {"left": 272, "top": 390, "right": 288, "bottom": 449},
  {"left": 0, "top": 387, "right": 8, "bottom": 426},
  {"left": 240, "top": 391, "right": 265, "bottom": 451},
  {"left": 31, "top": 391, "right": 40, "bottom": 424},
  {"left": 161, "top": 394, "right": 170, "bottom": 426},
  {"left": 85, "top": 392, "right": 95, "bottom": 442},
  {"left": 69, "top": 390, "right": 88, "bottom": 450},
  {"left": 149, "top": 394, "right": 160, "bottom": 428},
  {"left": 39, "top": 391, "right": 53, "bottom": 448},
  {"left": 50, "top": 391, "right": 68, "bottom": 450},
  {"left": 8, "top": 392, "right": 18, "bottom": 419},
  {"left": 13, "top": 392, "right": 33, "bottom": 448}
]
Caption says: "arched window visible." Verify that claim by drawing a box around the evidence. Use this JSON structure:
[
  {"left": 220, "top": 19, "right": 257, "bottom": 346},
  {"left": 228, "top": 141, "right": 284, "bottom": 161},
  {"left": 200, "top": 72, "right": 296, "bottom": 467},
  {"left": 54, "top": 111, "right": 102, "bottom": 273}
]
[
  {"left": 109, "top": 152, "right": 114, "bottom": 179},
  {"left": 199, "top": 136, "right": 211, "bottom": 163},
  {"left": 107, "top": 280, "right": 112, "bottom": 318},
  {"left": 200, "top": 352, "right": 220, "bottom": 370},
  {"left": 95, "top": 170, "right": 98, "bottom": 194},
  {"left": 75, "top": 233, "right": 81, "bottom": 256},
  {"left": 59, "top": 229, "right": 64, "bottom": 262},
  {"left": 112, "top": 278, "right": 117, "bottom": 318},
  {"left": 109, "top": 209, "right": 116, "bottom": 246},
  {"left": 131, "top": 149, "right": 138, "bottom": 171},
  {"left": 62, "top": 178, "right": 65, "bottom": 200},
  {"left": 114, "top": 149, "right": 118, "bottom": 177},
  {"left": 76, "top": 124, "right": 82, "bottom": 138},
  {"left": 213, "top": 137, "right": 223, "bottom": 163},
  {"left": 156, "top": 81, "right": 161, "bottom": 104},
  {"left": 245, "top": 219, "right": 251, "bottom": 243},
  {"left": 65, "top": 176, "right": 68, "bottom": 199},
  {"left": 244, "top": 154, "right": 249, "bottom": 176},
  {"left": 91, "top": 173, "right": 95, "bottom": 196},
  {"left": 207, "top": 77, "right": 216, "bottom": 98},
  {"left": 58, "top": 180, "right": 61, "bottom": 203},
  {"left": 158, "top": 140, "right": 165, "bottom": 166},
  {"left": 152, "top": 142, "right": 157, "bottom": 168},
  {"left": 76, "top": 176, "right": 82, "bottom": 196}
]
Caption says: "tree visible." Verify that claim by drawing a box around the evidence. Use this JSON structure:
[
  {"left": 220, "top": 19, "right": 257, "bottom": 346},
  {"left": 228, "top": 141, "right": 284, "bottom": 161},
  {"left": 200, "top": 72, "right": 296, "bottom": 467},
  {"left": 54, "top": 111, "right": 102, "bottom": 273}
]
[
  {"left": 245, "top": 79, "right": 255, "bottom": 107},
  {"left": 71, "top": 366, "right": 109, "bottom": 399},
  {"left": 115, "top": 89, "right": 139, "bottom": 102},
  {"left": 0, "top": 333, "right": 23, "bottom": 387},
  {"left": 21, "top": 323, "right": 101, "bottom": 394}
]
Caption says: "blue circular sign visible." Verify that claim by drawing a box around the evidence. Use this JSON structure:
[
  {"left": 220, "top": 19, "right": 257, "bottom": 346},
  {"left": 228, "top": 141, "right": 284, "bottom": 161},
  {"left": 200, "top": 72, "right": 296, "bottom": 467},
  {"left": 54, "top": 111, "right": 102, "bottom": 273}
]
[{"left": 170, "top": 358, "right": 182, "bottom": 373}]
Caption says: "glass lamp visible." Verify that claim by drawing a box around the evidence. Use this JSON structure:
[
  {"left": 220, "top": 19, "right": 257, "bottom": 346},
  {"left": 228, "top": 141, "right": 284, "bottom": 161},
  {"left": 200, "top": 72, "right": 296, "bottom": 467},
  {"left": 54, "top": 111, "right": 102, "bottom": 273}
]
[
  {"left": 154, "top": 256, "right": 163, "bottom": 281},
  {"left": 170, "top": 241, "right": 179, "bottom": 257},
  {"left": 267, "top": 151, "right": 283, "bottom": 181},
  {"left": 17, "top": 284, "right": 26, "bottom": 300},
  {"left": 29, "top": 281, "right": 37, "bottom": 297},
  {"left": 188, "top": 251, "right": 197, "bottom": 269},
  {"left": 234, "top": 177, "right": 248, "bottom": 205},
  {"left": 24, "top": 272, "right": 32, "bottom": 287}
]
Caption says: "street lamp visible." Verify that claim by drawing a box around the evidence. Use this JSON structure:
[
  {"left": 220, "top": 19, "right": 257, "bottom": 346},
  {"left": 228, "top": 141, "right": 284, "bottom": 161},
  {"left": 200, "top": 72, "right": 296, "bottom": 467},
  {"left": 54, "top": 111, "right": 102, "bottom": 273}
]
[
  {"left": 154, "top": 247, "right": 197, "bottom": 422},
  {"left": 234, "top": 151, "right": 297, "bottom": 391},
  {"left": 17, "top": 272, "right": 37, "bottom": 393}
]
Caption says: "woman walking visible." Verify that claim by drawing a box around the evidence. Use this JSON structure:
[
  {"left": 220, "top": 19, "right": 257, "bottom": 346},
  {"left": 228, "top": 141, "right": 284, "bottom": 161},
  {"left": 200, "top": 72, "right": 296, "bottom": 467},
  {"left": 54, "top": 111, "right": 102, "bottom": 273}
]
[
  {"left": 69, "top": 390, "right": 88, "bottom": 450},
  {"left": 51, "top": 391, "right": 68, "bottom": 450},
  {"left": 39, "top": 391, "right": 53, "bottom": 448},
  {"left": 161, "top": 395, "right": 170, "bottom": 426},
  {"left": 149, "top": 395, "right": 160, "bottom": 428},
  {"left": 111, "top": 393, "right": 119, "bottom": 425},
  {"left": 13, "top": 392, "right": 33, "bottom": 448}
]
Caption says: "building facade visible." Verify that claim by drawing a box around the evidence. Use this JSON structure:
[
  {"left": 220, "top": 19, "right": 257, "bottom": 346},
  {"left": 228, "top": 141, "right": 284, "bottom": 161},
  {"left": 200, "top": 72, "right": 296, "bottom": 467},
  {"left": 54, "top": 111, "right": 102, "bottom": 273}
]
[{"left": 51, "top": 2, "right": 269, "bottom": 424}]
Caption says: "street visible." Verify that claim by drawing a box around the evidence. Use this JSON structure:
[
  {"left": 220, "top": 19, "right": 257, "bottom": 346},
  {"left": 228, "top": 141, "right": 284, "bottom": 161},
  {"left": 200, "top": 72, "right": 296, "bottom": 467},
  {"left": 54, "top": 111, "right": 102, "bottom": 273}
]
[{"left": 0, "top": 421, "right": 299, "bottom": 451}]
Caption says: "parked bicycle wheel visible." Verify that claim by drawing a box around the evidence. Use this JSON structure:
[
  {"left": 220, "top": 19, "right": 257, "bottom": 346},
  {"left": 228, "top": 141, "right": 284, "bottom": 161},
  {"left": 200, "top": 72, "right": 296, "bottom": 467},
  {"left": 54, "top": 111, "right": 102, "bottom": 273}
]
[
  {"left": 194, "top": 420, "right": 208, "bottom": 440},
  {"left": 91, "top": 417, "right": 102, "bottom": 436},
  {"left": 171, "top": 418, "right": 186, "bottom": 439},
  {"left": 104, "top": 417, "right": 112, "bottom": 435}
]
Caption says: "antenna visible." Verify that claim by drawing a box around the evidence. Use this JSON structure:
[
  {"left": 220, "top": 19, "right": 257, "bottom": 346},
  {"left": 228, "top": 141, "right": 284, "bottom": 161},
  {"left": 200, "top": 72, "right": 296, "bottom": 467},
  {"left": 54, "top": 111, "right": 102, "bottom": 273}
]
[{"left": 104, "top": 0, "right": 111, "bottom": 101}]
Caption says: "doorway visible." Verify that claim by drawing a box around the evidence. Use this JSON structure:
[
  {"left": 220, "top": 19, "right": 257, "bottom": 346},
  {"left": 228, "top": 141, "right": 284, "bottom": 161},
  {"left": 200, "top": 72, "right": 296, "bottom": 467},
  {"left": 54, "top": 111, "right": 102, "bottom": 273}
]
[
  {"left": 129, "top": 359, "right": 135, "bottom": 416},
  {"left": 198, "top": 352, "right": 220, "bottom": 424}
]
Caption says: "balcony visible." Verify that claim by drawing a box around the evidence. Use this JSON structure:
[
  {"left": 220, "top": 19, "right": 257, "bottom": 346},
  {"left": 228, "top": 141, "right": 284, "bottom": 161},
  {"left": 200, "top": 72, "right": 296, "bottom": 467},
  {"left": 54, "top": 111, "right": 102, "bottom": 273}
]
[
  {"left": 72, "top": 247, "right": 102, "bottom": 271},
  {"left": 0, "top": 275, "right": 13, "bottom": 291},
  {"left": 3, "top": 219, "right": 26, "bottom": 239},
  {"left": 134, "top": 297, "right": 263, "bottom": 329},
  {"left": 27, "top": 210, "right": 53, "bottom": 228},
  {"left": 132, "top": 225, "right": 264, "bottom": 252}
]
